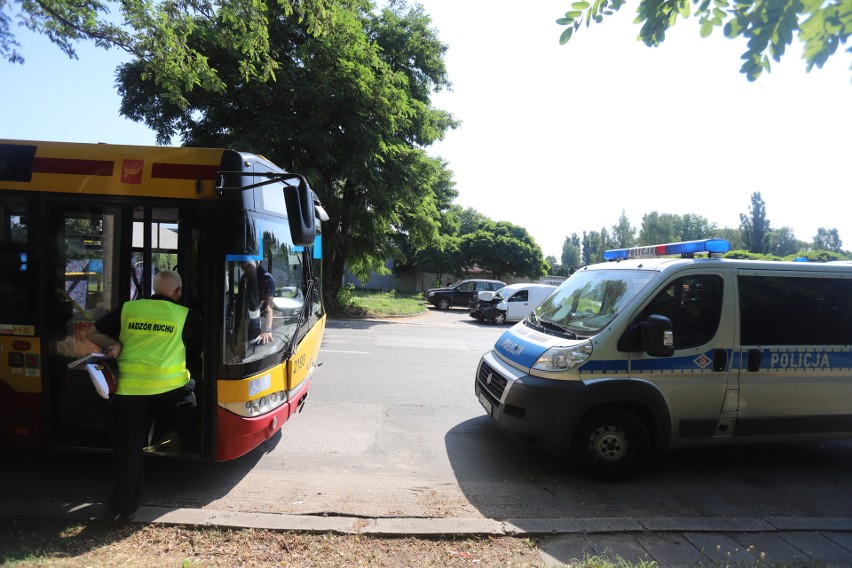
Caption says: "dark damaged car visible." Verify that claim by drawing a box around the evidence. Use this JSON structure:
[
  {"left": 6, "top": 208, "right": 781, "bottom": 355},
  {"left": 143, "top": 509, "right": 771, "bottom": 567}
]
[{"left": 424, "top": 279, "right": 506, "bottom": 310}]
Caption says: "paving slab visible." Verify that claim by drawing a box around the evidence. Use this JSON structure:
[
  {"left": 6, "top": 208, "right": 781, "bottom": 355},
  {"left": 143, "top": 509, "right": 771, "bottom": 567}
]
[
  {"left": 538, "top": 534, "right": 598, "bottom": 567},
  {"left": 728, "top": 531, "right": 815, "bottom": 566},
  {"left": 779, "top": 531, "right": 852, "bottom": 566},
  {"left": 635, "top": 532, "right": 706, "bottom": 567},
  {"left": 585, "top": 533, "right": 656, "bottom": 565},
  {"left": 682, "top": 532, "right": 761, "bottom": 566}
]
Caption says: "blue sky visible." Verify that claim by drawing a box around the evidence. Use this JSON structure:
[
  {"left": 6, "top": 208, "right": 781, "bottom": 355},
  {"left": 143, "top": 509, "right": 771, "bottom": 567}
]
[{"left": 2, "top": 0, "right": 850, "bottom": 258}]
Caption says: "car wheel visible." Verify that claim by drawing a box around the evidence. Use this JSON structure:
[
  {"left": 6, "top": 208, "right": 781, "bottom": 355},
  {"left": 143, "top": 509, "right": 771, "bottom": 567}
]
[
  {"left": 493, "top": 311, "right": 507, "bottom": 325},
  {"left": 437, "top": 297, "right": 451, "bottom": 310},
  {"left": 571, "top": 408, "right": 650, "bottom": 481}
]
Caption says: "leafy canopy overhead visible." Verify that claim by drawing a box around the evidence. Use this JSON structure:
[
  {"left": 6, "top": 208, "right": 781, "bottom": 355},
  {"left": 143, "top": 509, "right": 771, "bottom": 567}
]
[
  {"left": 1, "top": 0, "right": 337, "bottom": 105},
  {"left": 557, "top": 0, "right": 852, "bottom": 80},
  {"left": 116, "top": 1, "right": 457, "bottom": 296}
]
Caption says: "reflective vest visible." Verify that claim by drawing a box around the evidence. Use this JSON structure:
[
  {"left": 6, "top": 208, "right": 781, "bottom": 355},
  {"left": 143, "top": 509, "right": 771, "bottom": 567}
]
[{"left": 117, "top": 299, "right": 190, "bottom": 395}]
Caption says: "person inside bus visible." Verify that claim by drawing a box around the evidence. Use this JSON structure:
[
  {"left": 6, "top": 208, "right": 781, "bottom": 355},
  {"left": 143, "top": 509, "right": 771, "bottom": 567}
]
[
  {"left": 237, "top": 260, "right": 276, "bottom": 345},
  {"left": 85, "top": 269, "right": 202, "bottom": 521}
]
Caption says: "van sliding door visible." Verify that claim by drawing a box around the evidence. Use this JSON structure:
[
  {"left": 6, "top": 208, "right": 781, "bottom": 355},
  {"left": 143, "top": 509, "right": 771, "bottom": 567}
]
[{"left": 736, "top": 270, "right": 852, "bottom": 438}]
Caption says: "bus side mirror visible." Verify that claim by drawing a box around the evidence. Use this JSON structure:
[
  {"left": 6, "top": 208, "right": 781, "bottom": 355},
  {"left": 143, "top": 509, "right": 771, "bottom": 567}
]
[
  {"left": 641, "top": 314, "right": 675, "bottom": 357},
  {"left": 617, "top": 314, "right": 674, "bottom": 356},
  {"left": 284, "top": 177, "right": 317, "bottom": 246}
]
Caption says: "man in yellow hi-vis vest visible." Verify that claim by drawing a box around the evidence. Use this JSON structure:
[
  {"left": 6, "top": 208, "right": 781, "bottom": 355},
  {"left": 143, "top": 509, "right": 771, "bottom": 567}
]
[{"left": 87, "top": 270, "right": 202, "bottom": 521}]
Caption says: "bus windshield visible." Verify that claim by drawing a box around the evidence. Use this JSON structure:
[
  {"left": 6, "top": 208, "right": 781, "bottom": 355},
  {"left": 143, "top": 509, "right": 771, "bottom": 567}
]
[
  {"left": 530, "top": 270, "right": 656, "bottom": 337},
  {"left": 224, "top": 214, "right": 307, "bottom": 365}
]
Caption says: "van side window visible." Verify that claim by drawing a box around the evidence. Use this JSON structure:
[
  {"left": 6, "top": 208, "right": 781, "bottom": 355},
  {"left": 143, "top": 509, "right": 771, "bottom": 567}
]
[
  {"left": 642, "top": 275, "right": 723, "bottom": 349},
  {"left": 739, "top": 275, "right": 852, "bottom": 345},
  {"left": 509, "top": 290, "right": 528, "bottom": 302}
]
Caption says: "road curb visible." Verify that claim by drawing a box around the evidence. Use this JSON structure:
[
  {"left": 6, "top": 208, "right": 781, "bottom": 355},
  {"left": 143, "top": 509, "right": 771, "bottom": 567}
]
[{"left": 3, "top": 500, "right": 852, "bottom": 537}]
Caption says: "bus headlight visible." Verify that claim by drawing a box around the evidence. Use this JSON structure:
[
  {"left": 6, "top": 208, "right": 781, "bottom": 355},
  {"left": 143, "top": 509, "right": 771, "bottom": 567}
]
[
  {"left": 219, "top": 390, "right": 289, "bottom": 417},
  {"left": 532, "top": 341, "right": 593, "bottom": 372}
]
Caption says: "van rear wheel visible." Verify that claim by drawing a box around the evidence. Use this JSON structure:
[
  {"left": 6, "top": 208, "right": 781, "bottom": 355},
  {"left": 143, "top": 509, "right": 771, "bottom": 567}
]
[{"left": 571, "top": 408, "right": 650, "bottom": 481}]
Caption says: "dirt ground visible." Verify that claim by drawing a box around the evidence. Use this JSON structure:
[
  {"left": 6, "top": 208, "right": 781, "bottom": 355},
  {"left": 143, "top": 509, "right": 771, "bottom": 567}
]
[{"left": 0, "top": 518, "right": 552, "bottom": 567}]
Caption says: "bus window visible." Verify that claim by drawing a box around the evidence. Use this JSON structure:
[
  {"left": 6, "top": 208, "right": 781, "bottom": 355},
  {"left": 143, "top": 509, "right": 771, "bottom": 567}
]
[
  {"left": 224, "top": 216, "right": 306, "bottom": 365},
  {"left": 131, "top": 207, "right": 179, "bottom": 299},
  {"left": 51, "top": 209, "right": 122, "bottom": 358}
]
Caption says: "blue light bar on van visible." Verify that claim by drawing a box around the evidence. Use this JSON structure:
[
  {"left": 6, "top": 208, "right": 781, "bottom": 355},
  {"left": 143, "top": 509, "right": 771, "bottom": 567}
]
[{"left": 603, "top": 239, "right": 731, "bottom": 261}]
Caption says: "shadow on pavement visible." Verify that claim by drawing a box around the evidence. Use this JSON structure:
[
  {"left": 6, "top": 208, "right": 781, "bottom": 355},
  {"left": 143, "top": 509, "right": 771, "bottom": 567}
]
[
  {"left": 0, "top": 430, "right": 279, "bottom": 513},
  {"left": 445, "top": 415, "right": 852, "bottom": 527}
]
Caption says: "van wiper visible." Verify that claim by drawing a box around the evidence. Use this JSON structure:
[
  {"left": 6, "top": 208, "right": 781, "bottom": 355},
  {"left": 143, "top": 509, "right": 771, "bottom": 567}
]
[{"left": 528, "top": 314, "right": 577, "bottom": 339}]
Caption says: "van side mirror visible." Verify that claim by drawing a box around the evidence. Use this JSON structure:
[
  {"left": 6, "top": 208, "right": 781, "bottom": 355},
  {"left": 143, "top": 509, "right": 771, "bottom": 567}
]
[
  {"left": 641, "top": 314, "right": 675, "bottom": 357},
  {"left": 617, "top": 314, "right": 674, "bottom": 357}
]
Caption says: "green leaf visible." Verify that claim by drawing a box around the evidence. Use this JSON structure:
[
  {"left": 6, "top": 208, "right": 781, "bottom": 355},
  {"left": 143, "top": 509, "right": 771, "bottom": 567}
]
[
  {"left": 572, "top": 1, "right": 592, "bottom": 8},
  {"left": 700, "top": 19, "right": 714, "bottom": 36},
  {"left": 566, "top": 11, "right": 584, "bottom": 19},
  {"left": 559, "top": 27, "right": 575, "bottom": 44},
  {"left": 724, "top": 19, "right": 742, "bottom": 37}
]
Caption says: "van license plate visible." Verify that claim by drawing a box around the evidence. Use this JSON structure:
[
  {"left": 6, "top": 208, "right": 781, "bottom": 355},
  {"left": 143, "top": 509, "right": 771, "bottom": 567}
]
[{"left": 478, "top": 391, "right": 493, "bottom": 416}]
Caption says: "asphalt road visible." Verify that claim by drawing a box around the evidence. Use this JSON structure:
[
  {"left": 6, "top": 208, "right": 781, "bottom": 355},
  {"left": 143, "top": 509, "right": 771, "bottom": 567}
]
[{"left": 4, "top": 307, "right": 852, "bottom": 530}]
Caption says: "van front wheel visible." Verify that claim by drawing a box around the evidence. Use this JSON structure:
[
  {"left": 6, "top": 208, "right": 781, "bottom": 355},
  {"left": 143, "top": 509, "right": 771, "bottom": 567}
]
[{"left": 571, "top": 408, "right": 650, "bottom": 481}]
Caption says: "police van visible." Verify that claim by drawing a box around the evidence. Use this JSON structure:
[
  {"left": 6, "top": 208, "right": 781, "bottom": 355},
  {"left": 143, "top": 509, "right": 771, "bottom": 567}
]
[{"left": 475, "top": 239, "right": 852, "bottom": 480}]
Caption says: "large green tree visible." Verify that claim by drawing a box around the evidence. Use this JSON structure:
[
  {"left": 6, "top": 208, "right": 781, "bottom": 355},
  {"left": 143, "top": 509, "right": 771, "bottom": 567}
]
[
  {"left": 1, "top": 0, "right": 339, "bottom": 105},
  {"left": 767, "top": 227, "right": 804, "bottom": 256},
  {"left": 116, "top": 1, "right": 457, "bottom": 298},
  {"left": 581, "top": 229, "right": 612, "bottom": 265},
  {"left": 403, "top": 206, "right": 548, "bottom": 283},
  {"left": 611, "top": 211, "right": 636, "bottom": 247},
  {"left": 561, "top": 233, "right": 582, "bottom": 273},
  {"left": 557, "top": 0, "right": 852, "bottom": 81},
  {"left": 740, "top": 191, "right": 771, "bottom": 253},
  {"left": 674, "top": 213, "right": 717, "bottom": 241},
  {"left": 814, "top": 227, "right": 843, "bottom": 252},
  {"left": 638, "top": 212, "right": 677, "bottom": 245},
  {"left": 408, "top": 234, "right": 462, "bottom": 287},
  {"left": 461, "top": 221, "right": 547, "bottom": 280}
]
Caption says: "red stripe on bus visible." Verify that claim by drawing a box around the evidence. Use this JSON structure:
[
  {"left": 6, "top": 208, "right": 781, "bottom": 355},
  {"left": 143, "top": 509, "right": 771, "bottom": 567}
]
[
  {"left": 151, "top": 163, "right": 220, "bottom": 180},
  {"left": 32, "top": 157, "right": 114, "bottom": 176}
]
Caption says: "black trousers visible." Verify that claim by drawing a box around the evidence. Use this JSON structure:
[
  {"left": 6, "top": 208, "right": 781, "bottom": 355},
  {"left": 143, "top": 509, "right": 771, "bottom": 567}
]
[{"left": 109, "top": 382, "right": 198, "bottom": 515}]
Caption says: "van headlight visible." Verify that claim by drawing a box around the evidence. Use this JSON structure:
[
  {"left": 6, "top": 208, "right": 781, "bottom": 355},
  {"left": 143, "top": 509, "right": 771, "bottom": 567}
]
[{"left": 532, "top": 341, "right": 593, "bottom": 372}]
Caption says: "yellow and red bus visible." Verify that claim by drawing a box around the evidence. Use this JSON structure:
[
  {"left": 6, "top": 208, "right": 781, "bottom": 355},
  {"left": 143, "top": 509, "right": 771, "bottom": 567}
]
[{"left": 0, "top": 139, "right": 326, "bottom": 461}]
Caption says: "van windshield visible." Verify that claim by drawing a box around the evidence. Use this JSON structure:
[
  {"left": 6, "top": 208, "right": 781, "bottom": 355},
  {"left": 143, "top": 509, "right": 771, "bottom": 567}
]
[
  {"left": 529, "top": 270, "right": 656, "bottom": 338},
  {"left": 493, "top": 286, "right": 510, "bottom": 299}
]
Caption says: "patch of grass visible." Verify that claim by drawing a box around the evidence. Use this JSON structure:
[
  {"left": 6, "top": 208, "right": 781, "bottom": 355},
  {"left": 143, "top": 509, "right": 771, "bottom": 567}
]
[{"left": 351, "top": 290, "right": 425, "bottom": 317}]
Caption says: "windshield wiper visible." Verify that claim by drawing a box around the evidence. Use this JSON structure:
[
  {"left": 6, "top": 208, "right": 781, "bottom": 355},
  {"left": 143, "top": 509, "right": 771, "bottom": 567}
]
[
  {"left": 527, "top": 314, "right": 577, "bottom": 339},
  {"left": 539, "top": 320, "right": 578, "bottom": 339}
]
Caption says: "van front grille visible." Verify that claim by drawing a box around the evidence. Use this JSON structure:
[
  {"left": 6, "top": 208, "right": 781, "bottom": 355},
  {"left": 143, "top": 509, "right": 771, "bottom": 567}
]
[{"left": 478, "top": 361, "right": 507, "bottom": 402}]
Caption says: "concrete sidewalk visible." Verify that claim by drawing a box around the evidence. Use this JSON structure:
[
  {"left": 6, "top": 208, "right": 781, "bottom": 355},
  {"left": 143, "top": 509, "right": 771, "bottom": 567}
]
[{"left": 3, "top": 500, "right": 852, "bottom": 567}]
